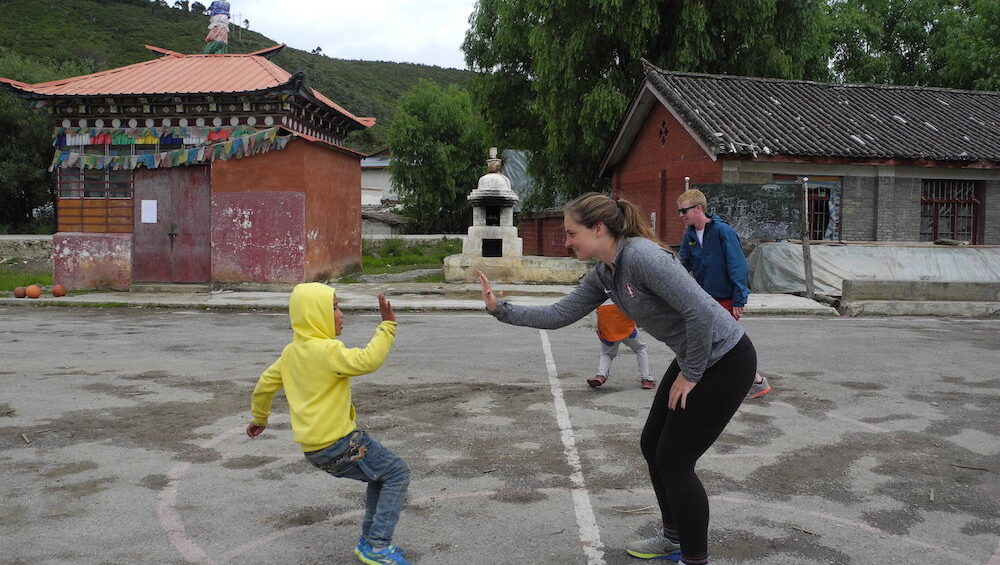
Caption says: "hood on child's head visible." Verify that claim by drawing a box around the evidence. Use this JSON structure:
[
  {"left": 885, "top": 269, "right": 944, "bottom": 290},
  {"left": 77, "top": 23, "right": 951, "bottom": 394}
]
[{"left": 288, "top": 283, "right": 336, "bottom": 339}]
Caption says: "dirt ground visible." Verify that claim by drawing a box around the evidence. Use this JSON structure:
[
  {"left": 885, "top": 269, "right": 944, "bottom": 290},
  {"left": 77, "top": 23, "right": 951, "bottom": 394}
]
[{"left": 1, "top": 308, "right": 998, "bottom": 564}]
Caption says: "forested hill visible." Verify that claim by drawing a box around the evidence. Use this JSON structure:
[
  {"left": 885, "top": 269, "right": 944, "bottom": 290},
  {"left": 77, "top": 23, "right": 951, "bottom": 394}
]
[{"left": 0, "top": 0, "right": 473, "bottom": 151}]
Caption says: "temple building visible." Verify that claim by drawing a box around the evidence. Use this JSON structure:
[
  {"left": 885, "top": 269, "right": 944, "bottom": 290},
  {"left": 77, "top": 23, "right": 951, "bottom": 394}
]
[{"left": 0, "top": 44, "right": 374, "bottom": 289}]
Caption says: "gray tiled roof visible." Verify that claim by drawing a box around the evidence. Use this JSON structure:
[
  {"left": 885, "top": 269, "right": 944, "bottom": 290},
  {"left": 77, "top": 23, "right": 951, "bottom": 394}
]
[
  {"left": 643, "top": 60, "right": 1000, "bottom": 163},
  {"left": 361, "top": 205, "right": 405, "bottom": 226}
]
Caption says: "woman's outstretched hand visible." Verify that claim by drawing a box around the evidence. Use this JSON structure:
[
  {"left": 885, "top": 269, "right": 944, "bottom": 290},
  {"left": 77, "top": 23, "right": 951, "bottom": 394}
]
[{"left": 477, "top": 270, "right": 500, "bottom": 311}]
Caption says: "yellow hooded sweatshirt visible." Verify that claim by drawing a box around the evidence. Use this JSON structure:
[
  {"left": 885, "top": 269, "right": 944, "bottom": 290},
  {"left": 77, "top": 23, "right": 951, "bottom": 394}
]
[{"left": 250, "top": 283, "right": 397, "bottom": 452}]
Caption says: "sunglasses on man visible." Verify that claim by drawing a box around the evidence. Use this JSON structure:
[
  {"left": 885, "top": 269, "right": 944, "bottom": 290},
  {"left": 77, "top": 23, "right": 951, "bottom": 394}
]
[{"left": 678, "top": 204, "right": 700, "bottom": 215}]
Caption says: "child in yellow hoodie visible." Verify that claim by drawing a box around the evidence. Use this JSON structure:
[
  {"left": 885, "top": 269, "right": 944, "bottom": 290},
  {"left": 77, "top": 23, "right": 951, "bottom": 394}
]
[{"left": 246, "top": 283, "right": 411, "bottom": 565}]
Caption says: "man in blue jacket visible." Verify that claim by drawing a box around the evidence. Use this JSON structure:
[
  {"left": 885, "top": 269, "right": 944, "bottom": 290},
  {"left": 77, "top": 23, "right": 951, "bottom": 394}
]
[{"left": 677, "top": 189, "right": 771, "bottom": 400}]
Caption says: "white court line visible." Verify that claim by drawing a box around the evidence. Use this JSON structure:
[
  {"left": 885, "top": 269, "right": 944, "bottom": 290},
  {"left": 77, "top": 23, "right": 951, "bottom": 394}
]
[{"left": 539, "top": 329, "right": 606, "bottom": 565}]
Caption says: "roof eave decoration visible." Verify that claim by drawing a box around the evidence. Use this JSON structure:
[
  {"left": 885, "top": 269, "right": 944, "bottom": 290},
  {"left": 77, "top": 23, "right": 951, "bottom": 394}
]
[
  {"left": 144, "top": 45, "right": 183, "bottom": 58},
  {"left": 282, "top": 71, "right": 372, "bottom": 131},
  {"left": 247, "top": 44, "right": 287, "bottom": 59}
]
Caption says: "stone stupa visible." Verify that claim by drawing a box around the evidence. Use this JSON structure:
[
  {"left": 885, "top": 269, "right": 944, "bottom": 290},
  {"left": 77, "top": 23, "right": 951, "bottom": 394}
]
[{"left": 443, "top": 148, "right": 589, "bottom": 283}]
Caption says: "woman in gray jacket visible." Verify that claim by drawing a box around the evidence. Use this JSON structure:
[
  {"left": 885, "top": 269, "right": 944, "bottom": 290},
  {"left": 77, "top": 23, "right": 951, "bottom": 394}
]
[{"left": 478, "top": 192, "right": 757, "bottom": 565}]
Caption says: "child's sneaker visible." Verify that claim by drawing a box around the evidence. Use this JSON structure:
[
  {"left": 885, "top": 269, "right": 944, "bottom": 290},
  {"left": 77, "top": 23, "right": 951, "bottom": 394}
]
[
  {"left": 587, "top": 375, "right": 608, "bottom": 387},
  {"left": 745, "top": 375, "right": 771, "bottom": 400},
  {"left": 641, "top": 378, "right": 656, "bottom": 390},
  {"left": 625, "top": 531, "right": 681, "bottom": 559},
  {"left": 356, "top": 543, "right": 411, "bottom": 565}
]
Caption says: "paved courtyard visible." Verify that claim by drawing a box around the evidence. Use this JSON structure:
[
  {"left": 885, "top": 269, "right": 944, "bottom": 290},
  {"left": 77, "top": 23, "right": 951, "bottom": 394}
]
[{"left": 1, "top": 307, "right": 998, "bottom": 564}]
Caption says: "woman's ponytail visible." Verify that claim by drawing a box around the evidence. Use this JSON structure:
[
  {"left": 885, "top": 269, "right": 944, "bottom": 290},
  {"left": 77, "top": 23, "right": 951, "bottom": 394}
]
[{"left": 564, "top": 193, "right": 674, "bottom": 253}]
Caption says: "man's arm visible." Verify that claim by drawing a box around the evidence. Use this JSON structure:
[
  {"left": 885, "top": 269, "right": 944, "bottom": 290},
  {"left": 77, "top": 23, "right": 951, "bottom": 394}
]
[
  {"left": 720, "top": 228, "right": 750, "bottom": 307},
  {"left": 678, "top": 229, "right": 693, "bottom": 271}
]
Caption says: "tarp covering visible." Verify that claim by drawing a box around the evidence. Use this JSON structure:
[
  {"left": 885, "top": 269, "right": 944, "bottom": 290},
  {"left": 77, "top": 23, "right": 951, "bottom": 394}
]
[{"left": 749, "top": 242, "right": 1000, "bottom": 296}]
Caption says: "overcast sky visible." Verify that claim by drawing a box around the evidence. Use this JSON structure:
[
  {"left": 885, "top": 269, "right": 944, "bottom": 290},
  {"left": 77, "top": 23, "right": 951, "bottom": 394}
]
[{"left": 226, "top": 0, "right": 477, "bottom": 70}]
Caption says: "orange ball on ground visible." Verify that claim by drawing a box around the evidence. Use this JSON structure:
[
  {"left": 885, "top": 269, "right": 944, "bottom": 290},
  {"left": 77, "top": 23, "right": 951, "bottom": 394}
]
[
  {"left": 52, "top": 284, "right": 67, "bottom": 297},
  {"left": 13, "top": 286, "right": 26, "bottom": 298},
  {"left": 25, "top": 285, "right": 42, "bottom": 299}
]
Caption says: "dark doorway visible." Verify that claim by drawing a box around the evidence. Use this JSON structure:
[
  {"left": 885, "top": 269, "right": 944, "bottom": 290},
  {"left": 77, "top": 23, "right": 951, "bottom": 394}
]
[{"left": 483, "top": 238, "right": 502, "bottom": 257}]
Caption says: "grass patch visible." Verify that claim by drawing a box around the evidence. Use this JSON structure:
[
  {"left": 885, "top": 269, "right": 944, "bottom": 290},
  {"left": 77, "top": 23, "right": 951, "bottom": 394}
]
[
  {"left": 359, "top": 237, "right": 461, "bottom": 275},
  {"left": 0, "top": 268, "right": 52, "bottom": 291}
]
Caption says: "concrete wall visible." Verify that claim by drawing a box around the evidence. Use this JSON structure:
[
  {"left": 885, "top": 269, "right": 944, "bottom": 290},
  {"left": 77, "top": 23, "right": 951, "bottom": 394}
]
[
  {"left": 843, "top": 280, "right": 1000, "bottom": 301},
  {"left": 52, "top": 233, "right": 132, "bottom": 290},
  {"left": 874, "top": 174, "right": 922, "bottom": 241},
  {"left": 211, "top": 192, "right": 306, "bottom": 283},
  {"left": 722, "top": 161, "right": 999, "bottom": 244},
  {"left": 840, "top": 279, "right": 1000, "bottom": 317},
  {"left": 841, "top": 175, "right": 876, "bottom": 241},
  {"left": 361, "top": 168, "right": 395, "bottom": 204},
  {"left": 361, "top": 218, "right": 400, "bottom": 236},
  {"left": 212, "top": 139, "right": 363, "bottom": 281},
  {"left": 0, "top": 235, "right": 52, "bottom": 265},
  {"left": 985, "top": 179, "right": 1000, "bottom": 245}
]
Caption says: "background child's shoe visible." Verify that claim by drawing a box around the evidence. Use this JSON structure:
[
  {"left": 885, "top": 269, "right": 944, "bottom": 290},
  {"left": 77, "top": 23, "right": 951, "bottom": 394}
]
[
  {"left": 356, "top": 537, "right": 371, "bottom": 554},
  {"left": 588, "top": 375, "right": 607, "bottom": 387},
  {"left": 641, "top": 378, "right": 656, "bottom": 390}
]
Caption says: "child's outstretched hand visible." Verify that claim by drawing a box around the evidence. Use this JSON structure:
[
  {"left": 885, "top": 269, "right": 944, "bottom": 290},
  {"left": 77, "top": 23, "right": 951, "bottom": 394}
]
[
  {"left": 246, "top": 423, "right": 265, "bottom": 438},
  {"left": 378, "top": 293, "right": 395, "bottom": 322}
]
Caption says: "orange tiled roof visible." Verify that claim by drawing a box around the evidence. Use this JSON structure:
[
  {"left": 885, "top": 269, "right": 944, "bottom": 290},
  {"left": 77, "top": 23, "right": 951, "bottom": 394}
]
[{"left": 0, "top": 45, "right": 373, "bottom": 128}]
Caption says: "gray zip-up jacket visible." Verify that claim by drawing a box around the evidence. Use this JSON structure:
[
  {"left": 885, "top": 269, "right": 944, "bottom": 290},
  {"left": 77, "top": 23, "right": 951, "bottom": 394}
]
[{"left": 491, "top": 237, "right": 745, "bottom": 382}]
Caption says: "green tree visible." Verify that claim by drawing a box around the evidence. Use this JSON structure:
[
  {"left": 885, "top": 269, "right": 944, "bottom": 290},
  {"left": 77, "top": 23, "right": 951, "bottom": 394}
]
[
  {"left": 829, "top": 0, "right": 999, "bottom": 90},
  {"left": 388, "top": 80, "right": 487, "bottom": 233},
  {"left": 0, "top": 92, "right": 52, "bottom": 232},
  {"left": 929, "top": 0, "right": 1000, "bottom": 90},
  {"left": 0, "top": 49, "right": 98, "bottom": 232},
  {"left": 463, "top": 0, "right": 831, "bottom": 208},
  {"left": 829, "top": 0, "right": 945, "bottom": 86}
]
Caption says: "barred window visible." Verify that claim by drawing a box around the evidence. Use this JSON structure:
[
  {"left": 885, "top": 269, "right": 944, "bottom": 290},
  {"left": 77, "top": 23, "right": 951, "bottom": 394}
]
[
  {"left": 920, "top": 180, "right": 982, "bottom": 244},
  {"left": 56, "top": 143, "right": 180, "bottom": 199}
]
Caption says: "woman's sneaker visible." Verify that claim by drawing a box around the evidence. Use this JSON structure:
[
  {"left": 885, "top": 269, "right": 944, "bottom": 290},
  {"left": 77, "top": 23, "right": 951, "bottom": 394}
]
[
  {"left": 625, "top": 531, "right": 681, "bottom": 559},
  {"left": 745, "top": 375, "right": 772, "bottom": 400},
  {"left": 356, "top": 543, "right": 411, "bottom": 565}
]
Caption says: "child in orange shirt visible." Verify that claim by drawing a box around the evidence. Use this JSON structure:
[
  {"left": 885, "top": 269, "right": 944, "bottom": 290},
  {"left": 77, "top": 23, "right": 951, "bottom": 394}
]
[{"left": 589, "top": 300, "right": 655, "bottom": 389}]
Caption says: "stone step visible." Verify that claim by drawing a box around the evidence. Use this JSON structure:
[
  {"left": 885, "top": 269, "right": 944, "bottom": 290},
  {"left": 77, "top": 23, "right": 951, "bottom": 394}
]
[{"left": 130, "top": 283, "right": 212, "bottom": 294}]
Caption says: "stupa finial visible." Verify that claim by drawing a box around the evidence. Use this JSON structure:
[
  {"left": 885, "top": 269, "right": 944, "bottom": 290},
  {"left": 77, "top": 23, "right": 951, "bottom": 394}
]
[{"left": 486, "top": 146, "right": 502, "bottom": 174}]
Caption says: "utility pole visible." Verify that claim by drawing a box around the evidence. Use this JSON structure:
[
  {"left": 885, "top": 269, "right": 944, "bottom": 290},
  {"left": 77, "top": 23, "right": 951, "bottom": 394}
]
[{"left": 801, "top": 177, "right": 815, "bottom": 299}]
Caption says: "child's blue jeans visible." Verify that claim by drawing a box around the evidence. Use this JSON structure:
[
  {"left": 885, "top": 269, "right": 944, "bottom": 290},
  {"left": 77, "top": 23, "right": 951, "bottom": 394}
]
[{"left": 305, "top": 430, "right": 410, "bottom": 548}]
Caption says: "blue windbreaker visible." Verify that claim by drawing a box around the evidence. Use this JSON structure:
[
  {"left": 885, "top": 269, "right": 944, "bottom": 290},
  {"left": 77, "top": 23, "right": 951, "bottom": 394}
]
[{"left": 678, "top": 215, "right": 750, "bottom": 307}]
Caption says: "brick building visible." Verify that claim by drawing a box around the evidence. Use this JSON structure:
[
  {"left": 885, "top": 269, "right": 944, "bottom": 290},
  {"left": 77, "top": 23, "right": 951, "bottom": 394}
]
[
  {"left": 1, "top": 45, "right": 374, "bottom": 289},
  {"left": 596, "top": 60, "right": 1000, "bottom": 247}
]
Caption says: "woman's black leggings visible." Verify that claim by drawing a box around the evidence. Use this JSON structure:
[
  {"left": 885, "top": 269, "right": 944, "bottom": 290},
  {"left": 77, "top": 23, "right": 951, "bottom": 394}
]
[{"left": 640, "top": 334, "right": 757, "bottom": 563}]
